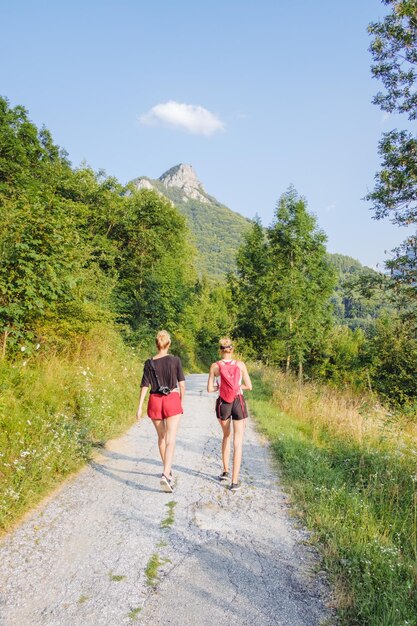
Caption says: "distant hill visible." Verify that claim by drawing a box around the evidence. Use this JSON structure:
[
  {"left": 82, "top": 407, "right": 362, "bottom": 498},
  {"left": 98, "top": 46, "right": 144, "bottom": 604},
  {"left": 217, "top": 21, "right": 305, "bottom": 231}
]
[
  {"left": 130, "top": 164, "right": 252, "bottom": 279},
  {"left": 327, "top": 253, "right": 389, "bottom": 329}
]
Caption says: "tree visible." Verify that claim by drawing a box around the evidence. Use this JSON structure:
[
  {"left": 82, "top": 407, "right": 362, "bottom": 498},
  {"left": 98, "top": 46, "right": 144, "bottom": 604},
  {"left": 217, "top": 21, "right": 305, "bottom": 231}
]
[
  {"left": 111, "top": 188, "right": 197, "bottom": 333},
  {"left": 231, "top": 191, "right": 336, "bottom": 377},
  {"left": 367, "top": 0, "right": 417, "bottom": 291},
  {"left": 0, "top": 98, "right": 85, "bottom": 356},
  {"left": 230, "top": 217, "right": 272, "bottom": 359},
  {"left": 267, "top": 189, "right": 336, "bottom": 378},
  {"left": 0, "top": 195, "right": 86, "bottom": 357},
  {"left": 364, "top": 314, "right": 417, "bottom": 407}
]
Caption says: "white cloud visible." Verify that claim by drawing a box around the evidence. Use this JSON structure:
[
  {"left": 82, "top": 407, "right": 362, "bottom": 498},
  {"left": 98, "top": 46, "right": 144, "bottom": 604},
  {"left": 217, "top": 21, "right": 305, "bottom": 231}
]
[{"left": 139, "top": 101, "right": 225, "bottom": 136}]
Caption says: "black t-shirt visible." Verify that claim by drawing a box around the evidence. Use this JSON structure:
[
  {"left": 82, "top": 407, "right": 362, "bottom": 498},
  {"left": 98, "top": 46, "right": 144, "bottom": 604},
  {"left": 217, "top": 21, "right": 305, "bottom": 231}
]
[{"left": 141, "top": 355, "right": 185, "bottom": 393}]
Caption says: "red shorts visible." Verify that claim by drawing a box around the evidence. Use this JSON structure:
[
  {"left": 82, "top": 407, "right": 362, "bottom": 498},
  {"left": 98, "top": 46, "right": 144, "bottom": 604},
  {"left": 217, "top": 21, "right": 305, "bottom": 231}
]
[{"left": 147, "top": 391, "right": 183, "bottom": 420}]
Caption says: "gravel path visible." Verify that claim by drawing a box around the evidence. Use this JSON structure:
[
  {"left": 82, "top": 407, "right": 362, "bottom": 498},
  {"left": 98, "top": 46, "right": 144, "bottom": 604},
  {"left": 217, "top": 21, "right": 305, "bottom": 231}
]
[{"left": 0, "top": 374, "right": 335, "bottom": 626}]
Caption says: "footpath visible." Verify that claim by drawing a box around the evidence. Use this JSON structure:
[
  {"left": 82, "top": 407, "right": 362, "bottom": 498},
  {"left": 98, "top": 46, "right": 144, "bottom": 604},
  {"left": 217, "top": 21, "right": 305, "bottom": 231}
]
[{"left": 0, "top": 374, "right": 335, "bottom": 626}]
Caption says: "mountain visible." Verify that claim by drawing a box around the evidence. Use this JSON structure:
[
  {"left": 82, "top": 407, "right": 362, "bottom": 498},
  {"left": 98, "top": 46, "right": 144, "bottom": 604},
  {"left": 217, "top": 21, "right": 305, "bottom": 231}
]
[{"left": 130, "top": 164, "right": 252, "bottom": 278}]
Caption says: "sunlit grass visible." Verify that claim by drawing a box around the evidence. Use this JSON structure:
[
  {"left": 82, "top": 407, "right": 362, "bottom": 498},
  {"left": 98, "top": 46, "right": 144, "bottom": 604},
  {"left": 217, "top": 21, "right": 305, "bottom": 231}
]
[
  {"left": 248, "top": 364, "right": 417, "bottom": 626},
  {"left": 0, "top": 327, "right": 142, "bottom": 532}
]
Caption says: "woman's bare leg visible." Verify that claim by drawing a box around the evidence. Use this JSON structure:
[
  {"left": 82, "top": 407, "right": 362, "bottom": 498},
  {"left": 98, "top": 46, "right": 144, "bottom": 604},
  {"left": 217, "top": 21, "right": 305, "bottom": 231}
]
[
  {"left": 231, "top": 419, "right": 246, "bottom": 483},
  {"left": 218, "top": 418, "right": 232, "bottom": 473},
  {"left": 151, "top": 419, "right": 166, "bottom": 464},
  {"left": 163, "top": 414, "right": 181, "bottom": 478}
]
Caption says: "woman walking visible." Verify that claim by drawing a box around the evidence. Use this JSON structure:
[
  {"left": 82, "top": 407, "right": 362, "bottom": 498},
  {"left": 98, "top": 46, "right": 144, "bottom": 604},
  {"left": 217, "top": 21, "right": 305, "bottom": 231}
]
[
  {"left": 207, "top": 338, "right": 252, "bottom": 491},
  {"left": 136, "top": 330, "right": 185, "bottom": 493}
]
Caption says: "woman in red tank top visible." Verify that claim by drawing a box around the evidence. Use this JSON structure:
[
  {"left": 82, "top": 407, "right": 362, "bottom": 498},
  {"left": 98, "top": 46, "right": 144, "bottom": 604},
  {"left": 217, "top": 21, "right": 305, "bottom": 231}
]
[{"left": 207, "top": 337, "right": 252, "bottom": 491}]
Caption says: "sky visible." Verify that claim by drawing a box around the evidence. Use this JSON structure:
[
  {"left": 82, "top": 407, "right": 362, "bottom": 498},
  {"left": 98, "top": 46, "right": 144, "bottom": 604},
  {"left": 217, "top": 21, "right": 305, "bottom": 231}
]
[{"left": 0, "top": 0, "right": 411, "bottom": 269}]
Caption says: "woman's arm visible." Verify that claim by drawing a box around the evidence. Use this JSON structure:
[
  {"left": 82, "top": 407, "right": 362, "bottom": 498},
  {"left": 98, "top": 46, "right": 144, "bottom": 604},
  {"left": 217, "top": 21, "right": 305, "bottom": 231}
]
[
  {"left": 178, "top": 380, "right": 185, "bottom": 402},
  {"left": 207, "top": 363, "right": 219, "bottom": 392},
  {"left": 239, "top": 362, "right": 252, "bottom": 391},
  {"left": 136, "top": 385, "right": 149, "bottom": 420}
]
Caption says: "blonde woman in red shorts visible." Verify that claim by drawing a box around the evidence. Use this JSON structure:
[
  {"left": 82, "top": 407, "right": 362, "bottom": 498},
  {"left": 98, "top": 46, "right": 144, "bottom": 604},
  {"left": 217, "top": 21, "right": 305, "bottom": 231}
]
[{"left": 136, "top": 330, "right": 185, "bottom": 492}]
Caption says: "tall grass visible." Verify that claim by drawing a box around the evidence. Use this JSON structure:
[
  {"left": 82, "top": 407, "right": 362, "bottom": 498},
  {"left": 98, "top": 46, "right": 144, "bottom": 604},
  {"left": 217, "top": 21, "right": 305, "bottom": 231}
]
[
  {"left": 0, "top": 326, "right": 142, "bottom": 532},
  {"left": 249, "top": 364, "right": 417, "bottom": 626}
]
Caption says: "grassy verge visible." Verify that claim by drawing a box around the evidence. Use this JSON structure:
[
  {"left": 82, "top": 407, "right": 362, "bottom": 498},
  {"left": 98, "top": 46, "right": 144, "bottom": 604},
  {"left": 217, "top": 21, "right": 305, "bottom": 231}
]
[
  {"left": 0, "top": 326, "right": 142, "bottom": 533},
  {"left": 248, "top": 364, "right": 417, "bottom": 626}
]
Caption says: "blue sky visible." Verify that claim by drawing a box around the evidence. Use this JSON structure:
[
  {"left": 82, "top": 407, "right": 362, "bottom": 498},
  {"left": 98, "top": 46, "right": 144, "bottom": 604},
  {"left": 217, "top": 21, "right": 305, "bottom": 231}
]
[{"left": 1, "top": 0, "right": 410, "bottom": 268}]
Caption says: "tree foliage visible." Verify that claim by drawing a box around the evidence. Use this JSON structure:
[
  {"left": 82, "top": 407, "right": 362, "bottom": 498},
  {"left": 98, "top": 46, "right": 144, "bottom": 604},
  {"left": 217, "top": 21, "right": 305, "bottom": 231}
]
[
  {"left": 231, "top": 190, "right": 336, "bottom": 377},
  {"left": 0, "top": 96, "right": 201, "bottom": 358},
  {"left": 230, "top": 217, "right": 271, "bottom": 359},
  {"left": 367, "top": 0, "right": 417, "bottom": 290}
]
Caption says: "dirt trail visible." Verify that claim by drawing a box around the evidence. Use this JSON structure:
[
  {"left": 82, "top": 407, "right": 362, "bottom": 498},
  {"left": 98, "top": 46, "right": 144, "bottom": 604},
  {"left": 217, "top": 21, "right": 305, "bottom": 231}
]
[{"left": 0, "top": 374, "right": 334, "bottom": 626}]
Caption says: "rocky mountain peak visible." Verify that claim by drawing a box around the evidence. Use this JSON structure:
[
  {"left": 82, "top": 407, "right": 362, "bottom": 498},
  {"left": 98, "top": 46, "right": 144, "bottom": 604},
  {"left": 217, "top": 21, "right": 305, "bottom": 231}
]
[{"left": 158, "top": 164, "right": 208, "bottom": 203}]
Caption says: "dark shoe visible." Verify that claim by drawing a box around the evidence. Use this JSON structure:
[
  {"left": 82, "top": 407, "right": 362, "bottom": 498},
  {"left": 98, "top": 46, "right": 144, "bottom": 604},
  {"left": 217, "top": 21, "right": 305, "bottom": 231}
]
[
  {"left": 160, "top": 473, "right": 173, "bottom": 493},
  {"left": 230, "top": 482, "right": 241, "bottom": 492},
  {"left": 218, "top": 471, "right": 229, "bottom": 482}
]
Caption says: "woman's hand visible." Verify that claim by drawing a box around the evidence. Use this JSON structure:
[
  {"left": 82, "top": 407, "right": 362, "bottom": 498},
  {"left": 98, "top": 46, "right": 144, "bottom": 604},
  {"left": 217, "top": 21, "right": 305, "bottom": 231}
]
[{"left": 136, "top": 385, "right": 149, "bottom": 423}]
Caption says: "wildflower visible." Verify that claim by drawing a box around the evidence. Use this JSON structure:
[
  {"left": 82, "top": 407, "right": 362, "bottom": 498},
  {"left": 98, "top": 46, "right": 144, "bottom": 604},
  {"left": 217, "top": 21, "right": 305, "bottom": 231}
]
[
  {"left": 82, "top": 371, "right": 87, "bottom": 376},
  {"left": 36, "top": 343, "right": 40, "bottom": 350},
  {"left": 20, "top": 346, "right": 26, "bottom": 352}
]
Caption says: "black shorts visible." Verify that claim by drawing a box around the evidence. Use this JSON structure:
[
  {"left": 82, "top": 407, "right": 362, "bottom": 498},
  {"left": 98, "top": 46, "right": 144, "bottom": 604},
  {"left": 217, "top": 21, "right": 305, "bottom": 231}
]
[{"left": 216, "top": 395, "right": 248, "bottom": 421}]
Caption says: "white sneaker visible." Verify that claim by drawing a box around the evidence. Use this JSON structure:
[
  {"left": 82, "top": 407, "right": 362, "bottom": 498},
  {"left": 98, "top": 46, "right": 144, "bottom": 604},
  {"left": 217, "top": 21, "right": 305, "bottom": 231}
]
[{"left": 160, "top": 474, "right": 173, "bottom": 493}]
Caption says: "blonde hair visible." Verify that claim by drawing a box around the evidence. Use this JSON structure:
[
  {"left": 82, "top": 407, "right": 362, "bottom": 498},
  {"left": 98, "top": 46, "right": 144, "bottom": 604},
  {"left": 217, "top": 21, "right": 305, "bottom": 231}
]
[
  {"left": 219, "top": 336, "right": 233, "bottom": 353},
  {"left": 156, "top": 330, "right": 171, "bottom": 350}
]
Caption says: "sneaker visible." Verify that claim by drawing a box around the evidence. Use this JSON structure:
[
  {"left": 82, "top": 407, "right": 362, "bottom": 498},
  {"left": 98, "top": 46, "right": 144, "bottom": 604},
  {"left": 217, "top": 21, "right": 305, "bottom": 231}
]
[
  {"left": 230, "top": 482, "right": 241, "bottom": 492},
  {"left": 160, "top": 473, "right": 173, "bottom": 493},
  {"left": 218, "top": 471, "right": 229, "bottom": 482}
]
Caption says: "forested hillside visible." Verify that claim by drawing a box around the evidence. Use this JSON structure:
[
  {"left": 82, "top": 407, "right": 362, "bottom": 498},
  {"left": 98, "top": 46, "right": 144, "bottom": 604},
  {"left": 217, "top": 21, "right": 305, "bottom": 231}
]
[
  {"left": 131, "top": 166, "right": 252, "bottom": 279},
  {"left": 328, "top": 253, "right": 390, "bottom": 329}
]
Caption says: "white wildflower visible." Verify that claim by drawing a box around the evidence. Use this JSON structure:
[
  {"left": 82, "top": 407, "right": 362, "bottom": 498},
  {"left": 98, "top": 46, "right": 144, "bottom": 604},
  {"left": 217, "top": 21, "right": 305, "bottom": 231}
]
[{"left": 20, "top": 346, "right": 26, "bottom": 352}]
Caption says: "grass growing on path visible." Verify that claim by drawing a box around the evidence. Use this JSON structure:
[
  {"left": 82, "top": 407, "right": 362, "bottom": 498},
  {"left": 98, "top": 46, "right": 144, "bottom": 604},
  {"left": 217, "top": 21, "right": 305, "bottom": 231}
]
[
  {"left": 0, "top": 327, "right": 142, "bottom": 533},
  {"left": 248, "top": 365, "right": 417, "bottom": 626},
  {"left": 161, "top": 500, "right": 177, "bottom": 529},
  {"left": 145, "top": 553, "right": 162, "bottom": 587}
]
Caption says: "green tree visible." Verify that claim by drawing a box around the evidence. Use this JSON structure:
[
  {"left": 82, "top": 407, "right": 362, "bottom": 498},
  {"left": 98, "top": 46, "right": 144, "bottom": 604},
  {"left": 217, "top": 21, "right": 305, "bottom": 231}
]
[
  {"left": 231, "top": 191, "right": 336, "bottom": 377},
  {"left": 311, "top": 325, "right": 367, "bottom": 389},
  {"left": 0, "top": 195, "right": 86, "bottom": 357},
  {"left": 0, "top": 97, "right": 87, "bottom": 356},
  {"left": 367, "top": 0, "right": 417, "bottom": 291},
  {"left": 230, "top": 217, "right": 272, "bottom": 359},
  {"left": 267, "top": 189, "right": 336, "bottom": 378},
  {"left": 174, "top": 277, "right": 234, "bottom": 368},
  {"left": 112, "top": 188, "right": 197, "bottom": 334},
  {"left": 365, "top": 314, "right": 417, "bottom": 407}
]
